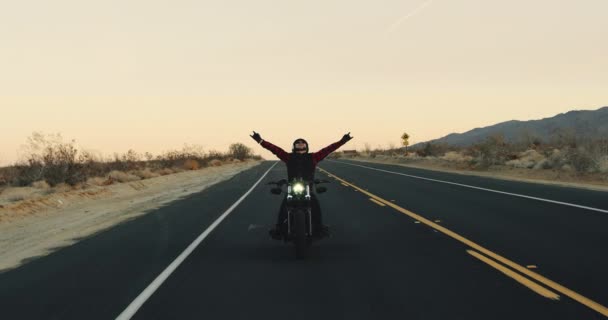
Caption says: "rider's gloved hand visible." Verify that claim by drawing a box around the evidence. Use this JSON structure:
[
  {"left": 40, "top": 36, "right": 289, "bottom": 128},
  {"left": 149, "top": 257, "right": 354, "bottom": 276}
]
[
  {"left": 250, "top": 131, "right": 263, "bottom": 143},
  {"left": 340, "top": 132, "right": 353, "bottom": 143}
]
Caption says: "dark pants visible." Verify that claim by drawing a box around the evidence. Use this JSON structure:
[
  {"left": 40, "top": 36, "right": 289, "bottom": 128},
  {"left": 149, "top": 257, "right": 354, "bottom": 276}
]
[{"left": 277, "top": 194, "right": 323, "bottom": 229}]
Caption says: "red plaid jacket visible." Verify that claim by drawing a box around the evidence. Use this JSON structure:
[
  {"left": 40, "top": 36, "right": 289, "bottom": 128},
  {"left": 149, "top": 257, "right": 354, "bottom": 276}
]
[{"left": 260, "top": 139, "right": 346, "bottom": 165}]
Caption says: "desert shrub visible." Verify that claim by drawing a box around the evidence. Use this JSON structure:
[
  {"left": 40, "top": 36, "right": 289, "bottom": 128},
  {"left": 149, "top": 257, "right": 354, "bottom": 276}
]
[
  {"left": 3, "top": 187, "right": 39, "bottom": 202},
  {"left": 7, "top": 193, "right": 26, "bottom": 202},
  {"left": 471, "top": 134, "right": 512, "bottom": 168},
  {"left": 86, "top": 177, "right": 110, "bottom": 186},
  {"left": 418, "top": 142, "right": 449, "bottom": 157},
  {"left": 155, "top": 144, "right": 215, "bottom": 169},
  {"left": 591, "top": 139, "right": 608, "bottom": 173},
  {"left": 78, "top": 150, "right": 109, "bottom": 178},
  {"left": 505, "top": 150, "right": 546, "bottom": 169},
  {"left": 567, "top": 148, "right": 593, "bottom": 173},
  {"left": 229, "top": 143, "right": 252, "bottom": 161},
  {"left": 6, "top": 134, "right": 260, "bottom": 186},
  {"left": 156, "top": 168, "right": 174, "bottom": 176},
  {"left": 15, "top": 133, "right": 85, "bottom": 186},
  {"left": 210, "top": 159, "right": 223, "bottom": 167},
  {"left": 544, "top": 149, "right": 567, "bottom": 169},
  {"left": 54, "top": 183, "right": 72, "bottom": 192},
  {"left": 183, "top": 159, "right": 200, "bottom": 170},
  {"left": 441, "top": 151, "right": 473, "bottom": 162},
  {"left": 0, "top": 167, "right": 17, "bottom": 186},
  {"left": 403, "top": 153, "right": 422, "bottom": 161},
  {"left": 108, "top": 170, "right": 140, "bottom": 183},
  {"left": 515, "top": 130, "right": 543, "bottom": 151},
  {"left": 597, "top": 156, "right": 608, "bottom": 174},
  {"left": 42, "top": 142, "right": 80, "bottom": 185},
  {"left": 550, "top": 127, "right": 579, "bottom": 148},
  {"left": 109, "top": 149, "right": 144, "bottom": 172},
  {"left": 32, "top": 180, "right": 51, "bottom": 189},
  {"left": 134, "top": 168, "right": 160, "bottom": 179}
]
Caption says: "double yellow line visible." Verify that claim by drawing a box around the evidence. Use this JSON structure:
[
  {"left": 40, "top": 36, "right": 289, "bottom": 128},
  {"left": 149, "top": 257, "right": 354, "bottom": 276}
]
[{"left": 319, "top": 167, "right": 608, "bottom": 317}]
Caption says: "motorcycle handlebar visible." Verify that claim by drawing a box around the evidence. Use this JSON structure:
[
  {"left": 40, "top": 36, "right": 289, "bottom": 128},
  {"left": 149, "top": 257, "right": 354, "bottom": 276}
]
[{"left": 267, "top": 179, "right": 331, "bottom": 186}]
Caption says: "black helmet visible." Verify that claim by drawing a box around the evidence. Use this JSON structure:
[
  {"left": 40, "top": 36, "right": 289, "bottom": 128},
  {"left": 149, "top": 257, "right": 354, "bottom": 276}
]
[{"left": 292, "top": 138, "right": 309, "bottom": 153}]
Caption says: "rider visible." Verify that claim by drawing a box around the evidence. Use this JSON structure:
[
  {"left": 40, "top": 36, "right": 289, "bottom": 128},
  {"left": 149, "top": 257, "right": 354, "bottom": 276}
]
[{"left": 250, "top": 131, "right": 353, "bottom": 239}]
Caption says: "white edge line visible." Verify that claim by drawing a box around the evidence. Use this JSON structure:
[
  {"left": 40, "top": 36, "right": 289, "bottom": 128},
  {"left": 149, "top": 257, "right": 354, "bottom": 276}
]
[
  {"left": 329, "top": 160, "right": 608, "bottom": 214},
  {"left": 116, "top": 162, "right": 278, "bottom": 320}
]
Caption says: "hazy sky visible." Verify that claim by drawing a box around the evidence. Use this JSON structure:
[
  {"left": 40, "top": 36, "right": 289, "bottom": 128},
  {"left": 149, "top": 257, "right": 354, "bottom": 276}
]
[{"left": 1, "top": 0, "right": 607, "bottom": 164}]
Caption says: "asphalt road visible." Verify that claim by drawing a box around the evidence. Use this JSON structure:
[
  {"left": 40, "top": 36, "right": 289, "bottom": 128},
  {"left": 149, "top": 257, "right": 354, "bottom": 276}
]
[{"left": 1, "top": 159, "right": 607, "bottom": 319}]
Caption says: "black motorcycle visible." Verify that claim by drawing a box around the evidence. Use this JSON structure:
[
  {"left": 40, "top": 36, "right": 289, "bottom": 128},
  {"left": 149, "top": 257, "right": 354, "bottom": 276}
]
[{"left": 267, "top": 178, "right": 330, "bottom": 259}]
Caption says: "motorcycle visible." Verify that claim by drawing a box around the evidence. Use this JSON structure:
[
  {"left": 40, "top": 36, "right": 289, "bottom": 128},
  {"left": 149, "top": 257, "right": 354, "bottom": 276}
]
[{"left": 267, "top": 178, "right": 330, "bottom": 259}]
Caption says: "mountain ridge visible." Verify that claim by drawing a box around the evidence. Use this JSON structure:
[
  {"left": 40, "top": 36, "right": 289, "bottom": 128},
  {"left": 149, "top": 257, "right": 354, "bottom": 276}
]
[{"left": 413, "top": 106, "right": 608, "bottom": 147}]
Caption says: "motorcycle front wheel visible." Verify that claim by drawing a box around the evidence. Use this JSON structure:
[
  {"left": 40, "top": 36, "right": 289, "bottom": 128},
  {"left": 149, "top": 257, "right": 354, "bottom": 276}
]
[{"left": 292, "top": 209, "right": 309, "bottom": 259}]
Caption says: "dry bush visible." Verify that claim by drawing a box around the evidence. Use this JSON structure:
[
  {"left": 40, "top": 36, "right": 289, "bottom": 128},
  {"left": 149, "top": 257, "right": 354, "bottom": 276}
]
[
  {"left": 86, "top": 177, "right": 109, "bottom": 186},
  {"left": 108, "top": 170, "right": 140, "bottom": 183},
  {"left": 597, "top": 157, "right": 608, "bottom": 174},
  {"left": 470, "top": 134, "right": 514, "bottom": 168},
  {"left": 54, "top": 183, "right": 73, "bottom": 192},
  {"left": 156, "top": 168, "right": 174, "bottom": 176},
  {"left": 78, "top": 150, "right": 109, "bottom": 179},
  {"left": 6, "top": 133, "right": 259, "bottom": 186},
  {"left": 229, "top": 143, "right": 252, "bottom": 161},
  {"left": 563, "top": 141, "right": 607, "bottom": 173},
  {"left": 418, "top": 142, "right": 449, "bottom": 157},
  {"left": 108, "top": 149, "right": 145, "bottom": 172},
  {"left": 567, "top": 147, "right": 595, "bottom": 173},
  {"left": 515, "top": 130, "right": 543, "bottom": 151},
  {"left": 209, "top": 159, "right": 223, "bottom": 167},
  {"left": 183, "top": 159, "right": 200, "bottom": 170},
  {"left": 32, "top": 180, "right": 51, "bottom": 189},
  {"left": 505, "top": 150, "right": 546, "bottom": 169},
  {"left": 7, "top": 194, "right": 26, "bottom": 203},
  {"left": 441, "top": 151, "right": 473, "bottom": 163},
  {"left": 134, "top": 168, "right": 160, "bottom": 179},
  {"left": 0, "top": 167, "right": 18, "bottom": 186},
  {"left": 544, "top": 149, "right": 568, "bottom": 169},
  {"left": 3, "top": 187, "right": 37, "bottom": 202},
  {"left": 550, "top": 127, "right": 579, "bottom": 148},
  {"left": 15, "top": 132, "right": 84, "bottom": 186}
]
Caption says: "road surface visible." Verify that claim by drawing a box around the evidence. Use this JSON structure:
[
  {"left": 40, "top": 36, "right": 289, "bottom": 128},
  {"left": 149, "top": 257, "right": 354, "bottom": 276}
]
[{"left": 1, "top": 160, "right": 607, "bottom": 319}]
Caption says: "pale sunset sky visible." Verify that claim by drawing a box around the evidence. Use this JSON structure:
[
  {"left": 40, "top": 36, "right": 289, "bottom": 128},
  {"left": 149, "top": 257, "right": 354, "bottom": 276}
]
[{"left": 1, "top": 0, "right": 606, "bottom": 165}]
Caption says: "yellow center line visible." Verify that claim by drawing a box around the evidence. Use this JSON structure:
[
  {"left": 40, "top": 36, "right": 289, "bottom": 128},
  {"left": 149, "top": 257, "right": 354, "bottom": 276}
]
[
  {"left": 467, "top": 250, "right": 560, "bottom": 300},
  {"left": 369, "top": 198, "right": 386, "bottom": 207},
  {"left": 319, "top": 167, "right": 608, "bottom": 317}
]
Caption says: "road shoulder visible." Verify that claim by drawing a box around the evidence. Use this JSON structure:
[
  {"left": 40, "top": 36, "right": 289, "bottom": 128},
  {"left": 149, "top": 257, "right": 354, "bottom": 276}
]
[
  {"left": 344, "top": 157, "right": 608, "bottom": 192},
  {"left": 0, "top": 160, "right": 262, "bottom": 272}
]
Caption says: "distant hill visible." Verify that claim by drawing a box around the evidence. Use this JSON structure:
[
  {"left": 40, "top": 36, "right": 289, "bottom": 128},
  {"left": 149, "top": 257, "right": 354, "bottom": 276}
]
[{"left": 413, "top": 106, "right": 608, "bottom": 147}]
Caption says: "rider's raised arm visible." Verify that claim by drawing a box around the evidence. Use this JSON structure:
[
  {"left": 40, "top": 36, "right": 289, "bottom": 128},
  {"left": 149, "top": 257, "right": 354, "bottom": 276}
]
[
  {"left": 312, "top": 141, "right": 345, "bottom": 164},
  {"left": 312, "top": 133, "right": 353, "bottom": 164},
  {"left": 261, "top": 140, "right": 291, "bottom": 162}
]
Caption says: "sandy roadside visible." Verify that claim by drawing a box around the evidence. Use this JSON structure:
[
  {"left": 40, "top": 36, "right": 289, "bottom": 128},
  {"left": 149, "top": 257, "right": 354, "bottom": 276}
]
[
  {"left": 0, "top": 160, "right": 262, "bottom": 272},
  {"left": 344, "top": 157, "right": 608, "bottom": 192}
]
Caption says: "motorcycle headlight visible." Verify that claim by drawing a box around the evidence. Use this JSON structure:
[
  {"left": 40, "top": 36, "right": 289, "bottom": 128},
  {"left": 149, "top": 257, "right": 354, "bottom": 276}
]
[{"left": 292, "top": 183, "right": 305, "bottom": 194}]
